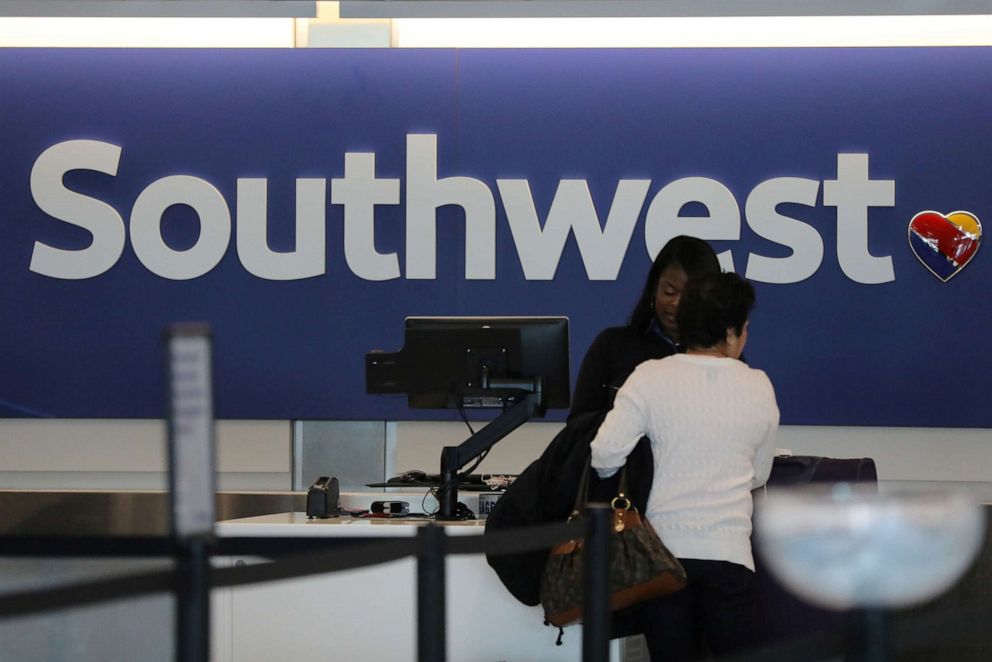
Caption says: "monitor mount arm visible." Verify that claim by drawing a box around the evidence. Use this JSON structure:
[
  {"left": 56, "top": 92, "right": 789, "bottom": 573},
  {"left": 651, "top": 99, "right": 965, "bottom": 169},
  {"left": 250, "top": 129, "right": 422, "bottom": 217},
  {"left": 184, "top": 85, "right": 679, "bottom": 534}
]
[{"left": 435, "top": 376, "right": 544, "bottom": 521}]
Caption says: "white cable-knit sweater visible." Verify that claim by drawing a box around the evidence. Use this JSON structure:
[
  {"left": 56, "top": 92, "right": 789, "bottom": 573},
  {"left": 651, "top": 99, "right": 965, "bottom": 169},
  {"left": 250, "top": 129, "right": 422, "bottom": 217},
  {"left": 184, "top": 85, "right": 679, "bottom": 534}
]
[{"left": 590, "top": 353, "right": 779, "bottom": 571}]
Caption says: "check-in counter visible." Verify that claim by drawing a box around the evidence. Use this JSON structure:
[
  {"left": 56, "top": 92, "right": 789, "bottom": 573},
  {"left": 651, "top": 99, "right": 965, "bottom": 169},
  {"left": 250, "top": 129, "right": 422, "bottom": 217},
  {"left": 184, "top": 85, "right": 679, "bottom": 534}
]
[
  {"left": 2, "top": 487, "right": 990, "bottom": 661},
  {"left": 213, "top": 511, "right": 618, "bottom": 662}
]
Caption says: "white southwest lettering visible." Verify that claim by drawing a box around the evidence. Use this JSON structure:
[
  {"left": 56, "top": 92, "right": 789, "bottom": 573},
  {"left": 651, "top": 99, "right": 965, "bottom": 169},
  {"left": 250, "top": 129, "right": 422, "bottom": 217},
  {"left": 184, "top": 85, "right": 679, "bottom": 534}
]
[
  {"left": 29, "top": 140, "right": 125, "bottom": 279},
  {"left": 497, "top": 178, "right": 649, "bottom": 280},
  {"left": 823, "top": 154, "right": 896, "bottom": 284},
  {"left": 331, "top": 153, "right": 400, "bottom": 281},
  {"left": 645, "top": 177, "right": 741, "bottom": 273},
  {"left": 130, "top": 175, "right": 231, "bottom": 280},
  {"left": 406, "top": 134, "right": 495, "bottom": 280},
  {"left": 744, "top": 177, "right": 822, "bottom": 284},
  {"left": 28, "top": 136, "right": 898, "bottom": 284},
  {"left": 238, "top": 178, "right": 327, "bottom": 281}
]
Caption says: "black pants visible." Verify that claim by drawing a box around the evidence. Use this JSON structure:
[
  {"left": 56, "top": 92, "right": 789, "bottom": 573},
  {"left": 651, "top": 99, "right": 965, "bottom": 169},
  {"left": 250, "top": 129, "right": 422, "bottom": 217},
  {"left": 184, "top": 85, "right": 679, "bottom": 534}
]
[{"left": 635, "top": 559, "right": 758, "bottom": 662}]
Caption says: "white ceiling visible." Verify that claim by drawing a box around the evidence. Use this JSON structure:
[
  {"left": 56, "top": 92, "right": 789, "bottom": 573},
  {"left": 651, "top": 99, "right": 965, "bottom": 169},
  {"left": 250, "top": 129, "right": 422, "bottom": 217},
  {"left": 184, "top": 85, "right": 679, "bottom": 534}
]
[
  {"left": 2, "top": 1, "right": 990, "bottom": 18},
  {"left": 0, "top": 1, "right": 316, "bottom": 17},
  {"left": 340, "top": 0, "right": 992, "bottom": 18}
]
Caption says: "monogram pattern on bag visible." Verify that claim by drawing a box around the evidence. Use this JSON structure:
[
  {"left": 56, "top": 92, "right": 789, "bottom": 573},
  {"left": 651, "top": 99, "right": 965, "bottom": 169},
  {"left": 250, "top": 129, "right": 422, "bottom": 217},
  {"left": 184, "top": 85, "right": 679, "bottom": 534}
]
[{"left": 540, "top": 463, "right": 688, "bottom": 627}]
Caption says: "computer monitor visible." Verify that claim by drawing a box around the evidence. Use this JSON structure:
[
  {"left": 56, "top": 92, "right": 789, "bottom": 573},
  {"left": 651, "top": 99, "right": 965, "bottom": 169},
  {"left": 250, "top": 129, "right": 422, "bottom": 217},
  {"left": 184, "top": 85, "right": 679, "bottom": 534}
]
[
  {"left": 366, "top": 316, "right": 571, "bottom": 520},
  {"left": 366, "top": 316, "right": 570, "bottom": 414}
]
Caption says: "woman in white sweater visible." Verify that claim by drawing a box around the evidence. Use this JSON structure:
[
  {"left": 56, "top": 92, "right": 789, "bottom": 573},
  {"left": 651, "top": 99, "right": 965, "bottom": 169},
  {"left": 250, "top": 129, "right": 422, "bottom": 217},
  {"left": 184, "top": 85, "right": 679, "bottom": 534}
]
[{"left": 590, "top": 272, "right": 779, "bottom": 661}]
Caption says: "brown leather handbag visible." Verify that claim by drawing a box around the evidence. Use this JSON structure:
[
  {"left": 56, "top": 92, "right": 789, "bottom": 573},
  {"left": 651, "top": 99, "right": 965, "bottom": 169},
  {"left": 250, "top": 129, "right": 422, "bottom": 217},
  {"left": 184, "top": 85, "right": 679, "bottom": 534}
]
[{"left": 540, "top": 460, "right": 688, "bottom": 627}]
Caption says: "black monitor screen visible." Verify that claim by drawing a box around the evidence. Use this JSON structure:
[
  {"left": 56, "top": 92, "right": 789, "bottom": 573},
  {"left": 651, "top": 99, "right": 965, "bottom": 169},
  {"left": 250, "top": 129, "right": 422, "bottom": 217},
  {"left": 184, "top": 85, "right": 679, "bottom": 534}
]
[{"left": 366, "top": 316, "right": 570, "bottom": 411}]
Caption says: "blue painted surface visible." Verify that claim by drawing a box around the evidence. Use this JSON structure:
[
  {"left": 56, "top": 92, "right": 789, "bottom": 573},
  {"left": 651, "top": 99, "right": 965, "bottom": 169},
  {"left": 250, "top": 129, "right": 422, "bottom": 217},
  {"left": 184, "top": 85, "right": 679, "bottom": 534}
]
[{"left": 1, "top": 48, "right": 988, "bottom": 426}]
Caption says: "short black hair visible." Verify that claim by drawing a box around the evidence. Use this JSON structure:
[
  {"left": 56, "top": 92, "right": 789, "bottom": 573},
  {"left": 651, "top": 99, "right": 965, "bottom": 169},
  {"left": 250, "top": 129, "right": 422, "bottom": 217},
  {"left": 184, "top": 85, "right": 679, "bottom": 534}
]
[
  {"left": 628, "top": 235, "right": 721, "bottom": 333},
  {"left": 676, "top": 272, "right": 756, "bottom": 350}
]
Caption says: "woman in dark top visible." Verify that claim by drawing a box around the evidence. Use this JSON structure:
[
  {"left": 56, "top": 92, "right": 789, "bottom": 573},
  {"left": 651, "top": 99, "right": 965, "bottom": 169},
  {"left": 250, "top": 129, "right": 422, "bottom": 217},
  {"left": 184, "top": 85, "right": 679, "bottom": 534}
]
[{"left": 570, "top": 235, "right": 721, "bottom": 420}]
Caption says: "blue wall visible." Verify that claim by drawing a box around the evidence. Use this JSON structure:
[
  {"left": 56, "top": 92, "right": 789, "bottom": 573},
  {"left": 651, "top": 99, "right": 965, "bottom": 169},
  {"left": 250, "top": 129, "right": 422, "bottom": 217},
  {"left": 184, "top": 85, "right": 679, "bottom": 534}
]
[{"left": 1, "top": 48, "right": 988, "bottom": 426}]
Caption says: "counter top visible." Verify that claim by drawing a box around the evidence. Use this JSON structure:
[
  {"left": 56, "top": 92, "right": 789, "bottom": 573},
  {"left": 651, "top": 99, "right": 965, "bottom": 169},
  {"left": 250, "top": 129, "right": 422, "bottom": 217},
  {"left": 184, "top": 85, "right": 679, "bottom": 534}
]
[
  {"left": 214, "top": 512, "right": 595, "bottom": 662},
  {"left": 217, "top": 512, "right": 486, "bottom": 537}
]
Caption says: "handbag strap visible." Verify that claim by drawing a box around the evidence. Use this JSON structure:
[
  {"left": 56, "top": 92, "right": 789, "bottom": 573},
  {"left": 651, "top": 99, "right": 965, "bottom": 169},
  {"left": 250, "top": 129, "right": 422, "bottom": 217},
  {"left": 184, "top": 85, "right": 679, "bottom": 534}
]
[
  {"left": 613, "top": 466, "right": 632, "bottom": 511},
  {"left": 572, "top": 457, "right": 631, "bottom": 514},
  {"left": 571, "top": 458, "right": 593, "bottom": 514}
]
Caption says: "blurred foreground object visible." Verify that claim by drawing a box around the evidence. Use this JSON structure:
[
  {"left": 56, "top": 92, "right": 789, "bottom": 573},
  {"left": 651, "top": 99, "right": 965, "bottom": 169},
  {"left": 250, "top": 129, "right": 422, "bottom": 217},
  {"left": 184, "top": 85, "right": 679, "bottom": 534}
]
[{"left": 756, "top": 484, "right": 985, "bottom": 610}]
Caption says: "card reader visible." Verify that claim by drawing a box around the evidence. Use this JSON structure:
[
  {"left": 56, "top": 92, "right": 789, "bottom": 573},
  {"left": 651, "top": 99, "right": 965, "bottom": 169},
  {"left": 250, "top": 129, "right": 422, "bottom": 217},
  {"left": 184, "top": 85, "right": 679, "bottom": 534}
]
[{"left": 370, "top": 500, "right": 410, "bottom": 515}]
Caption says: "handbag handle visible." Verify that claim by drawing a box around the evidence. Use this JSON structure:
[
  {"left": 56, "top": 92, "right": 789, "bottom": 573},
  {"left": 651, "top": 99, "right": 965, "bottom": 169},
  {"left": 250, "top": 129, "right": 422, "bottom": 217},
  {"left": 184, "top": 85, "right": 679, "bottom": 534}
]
[
  {"left": 612, "top": 465, "right": 632, "bottom": 511},
  {"left": 572, "top": 457, "right": 632, "bottom": 515}
]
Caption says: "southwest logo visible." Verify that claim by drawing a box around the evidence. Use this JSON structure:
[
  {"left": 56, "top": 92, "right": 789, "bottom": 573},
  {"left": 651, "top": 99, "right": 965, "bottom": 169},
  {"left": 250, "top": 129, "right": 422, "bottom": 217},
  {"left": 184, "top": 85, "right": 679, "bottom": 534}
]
[{"left": 908, "top": 211, "right": 982, "bottom": 282}]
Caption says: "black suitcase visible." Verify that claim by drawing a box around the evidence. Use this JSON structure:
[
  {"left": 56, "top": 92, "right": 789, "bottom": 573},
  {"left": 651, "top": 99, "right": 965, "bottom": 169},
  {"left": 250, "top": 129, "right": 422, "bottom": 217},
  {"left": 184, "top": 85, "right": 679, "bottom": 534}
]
[
  {"left": 767, "top": 455, "right": 878, "bottom": 488},
  {"left": 754, "top": 455, "right": 879, "bottom": 647}
]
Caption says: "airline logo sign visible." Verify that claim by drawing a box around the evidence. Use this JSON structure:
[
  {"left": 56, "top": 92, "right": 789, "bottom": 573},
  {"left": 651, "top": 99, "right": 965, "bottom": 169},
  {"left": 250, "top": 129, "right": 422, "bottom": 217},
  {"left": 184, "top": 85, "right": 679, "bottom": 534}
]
[
  {"left": 25, "top": 136, "right": 981, "bottom": 287},
  {"left": 3, "top": 47, "right": 990, "bottom": 425},
  {"left": 908, "top": 211, "right": 982, "bottom": 281}
]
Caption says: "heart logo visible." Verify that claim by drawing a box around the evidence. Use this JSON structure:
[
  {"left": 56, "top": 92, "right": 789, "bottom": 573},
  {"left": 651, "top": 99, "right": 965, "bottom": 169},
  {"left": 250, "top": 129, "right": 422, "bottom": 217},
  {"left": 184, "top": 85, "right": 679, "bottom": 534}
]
[{"left": 908, "top": 210, "right": 982, "bottom": 282}]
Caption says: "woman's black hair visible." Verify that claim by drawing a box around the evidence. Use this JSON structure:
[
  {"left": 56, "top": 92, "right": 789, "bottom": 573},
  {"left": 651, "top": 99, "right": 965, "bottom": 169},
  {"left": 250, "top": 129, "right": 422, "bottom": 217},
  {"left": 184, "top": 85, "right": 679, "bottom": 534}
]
[
  {"left": 676, "top": 272, "right": 756, "bottom": 350},
  {"left": 628, "top": 235, "right": 721, "bottom": 333}
]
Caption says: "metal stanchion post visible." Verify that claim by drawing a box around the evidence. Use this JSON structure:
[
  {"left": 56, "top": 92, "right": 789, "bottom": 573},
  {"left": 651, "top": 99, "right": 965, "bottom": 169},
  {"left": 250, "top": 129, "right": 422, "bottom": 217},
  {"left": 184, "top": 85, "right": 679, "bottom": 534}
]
[
  {"left": 176, "top": 536, "right": 210, "bottom": 662},
  {"left": 583, "top": 504, "right": 612, "bottom": 662},
  {"left": 855, "top": 608, "right": 890, "bottom": 662},
  {"left": 165, "top": 324, "right": 216, "bottom": 662},
  {"left": 417, "top": 523, "right": 447, "bottom": 662}
]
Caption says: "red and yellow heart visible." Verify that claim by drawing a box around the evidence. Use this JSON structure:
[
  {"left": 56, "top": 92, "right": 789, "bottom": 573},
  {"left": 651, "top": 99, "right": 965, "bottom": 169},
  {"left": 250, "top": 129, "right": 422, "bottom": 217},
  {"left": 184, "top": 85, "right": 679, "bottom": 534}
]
[{"left": 908, "top": 210, "right": 981, "bottom": 282}]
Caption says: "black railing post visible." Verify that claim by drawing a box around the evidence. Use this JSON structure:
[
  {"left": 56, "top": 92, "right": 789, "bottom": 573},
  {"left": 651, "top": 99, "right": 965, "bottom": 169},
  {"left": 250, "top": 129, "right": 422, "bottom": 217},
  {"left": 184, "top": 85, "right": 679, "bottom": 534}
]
[
  {"left": 583, "top": 503, "right": 612, "bottom": 662},
  {"left": 852, "top": 607, "right": 890, "bottom": 662},
  {"left": 176, "top": 536, "right": 210, "bottom": 662},
  {"left": 417, "top": 523, "right": 447, "bottom": 662},
  {"left": 165, "top": 324, "right": 216, "bottom": 662}
]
